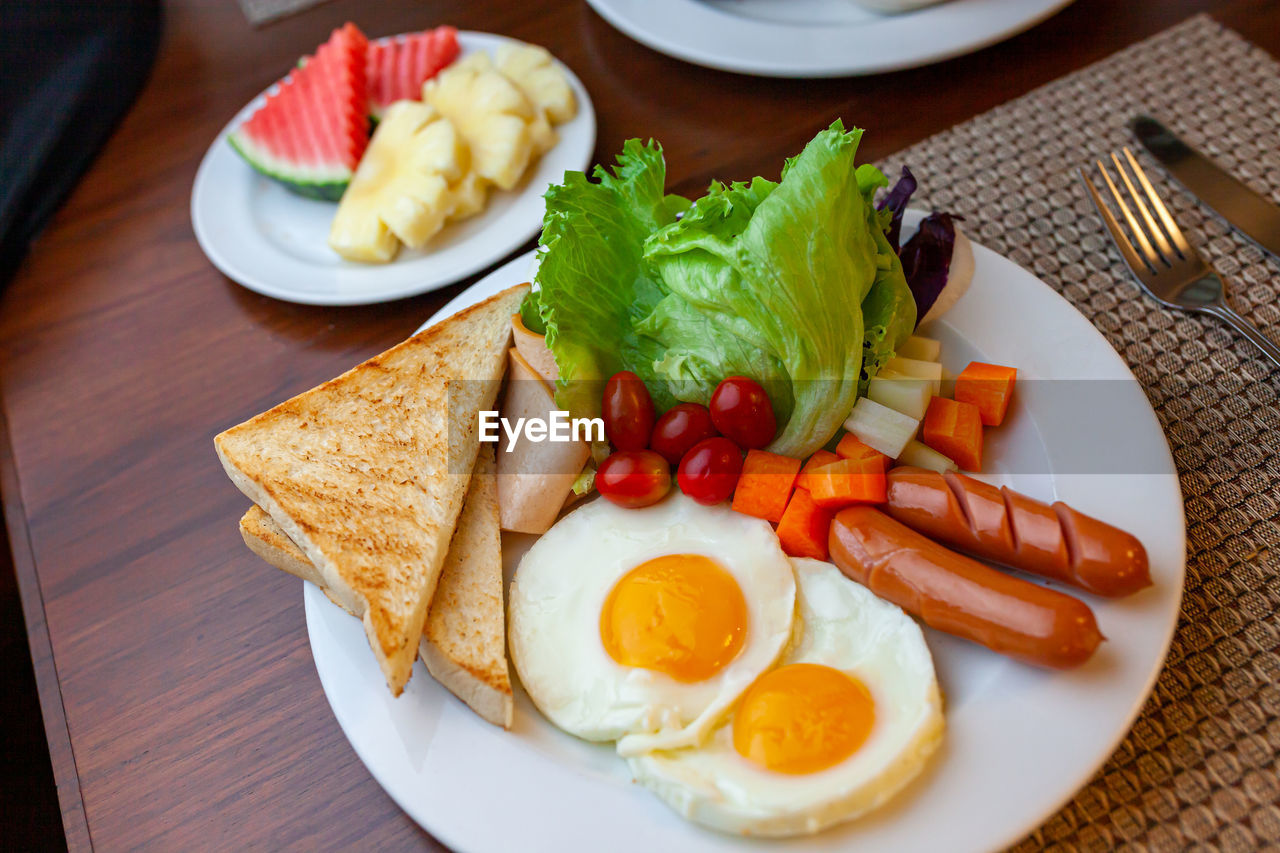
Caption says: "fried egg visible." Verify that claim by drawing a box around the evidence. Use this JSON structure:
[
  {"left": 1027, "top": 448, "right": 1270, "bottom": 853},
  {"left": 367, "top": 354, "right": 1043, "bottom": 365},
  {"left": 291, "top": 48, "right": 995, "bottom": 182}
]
[
  {"left": 627, "top": 558, "right": 943, "bottom": 838},
  {"left": 507, "top": 493, "right": 796, "bottom": 755}
]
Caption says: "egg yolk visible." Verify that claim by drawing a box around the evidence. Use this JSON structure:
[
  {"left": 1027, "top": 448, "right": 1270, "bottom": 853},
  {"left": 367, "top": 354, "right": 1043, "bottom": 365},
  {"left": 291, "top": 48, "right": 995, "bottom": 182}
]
[
  {"left": 600, "top": 554, "right": 747, "bottom": 683},
  {"left": 732, "top": 663, "right": 875, "bottom": 775}
]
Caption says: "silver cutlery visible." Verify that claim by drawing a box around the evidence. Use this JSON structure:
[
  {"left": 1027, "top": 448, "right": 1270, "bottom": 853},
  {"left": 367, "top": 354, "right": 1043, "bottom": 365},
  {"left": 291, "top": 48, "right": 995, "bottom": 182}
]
[
  {"left": 1132, "top": 116, "right": 1280, "bottom": 262},
  {"left": 1080, "top": 148, "right": 1280, "bottom": 368}
]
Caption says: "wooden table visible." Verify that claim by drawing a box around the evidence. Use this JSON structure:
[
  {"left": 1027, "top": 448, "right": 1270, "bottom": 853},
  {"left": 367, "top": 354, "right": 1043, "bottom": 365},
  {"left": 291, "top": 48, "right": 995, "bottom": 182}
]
[{"left": 4, "top": 0, "right": 1277, "bottom": 848}]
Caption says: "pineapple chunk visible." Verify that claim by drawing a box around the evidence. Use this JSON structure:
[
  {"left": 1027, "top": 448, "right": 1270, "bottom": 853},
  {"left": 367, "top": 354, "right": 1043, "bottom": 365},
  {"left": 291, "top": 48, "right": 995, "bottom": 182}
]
[
  {"left": 528, "top": 114, "right": 558, "bottom": 157},
  {"left": 448, "top": 172, "right": 490, "bottom": 222},
  {"left": 329, "top": 102, "right": 464, "bottom": 261},
  {"left": 449, "top": 51, "right": 495, "bottom": 75},
  {"left": 494, "top": 43, "right": 577, "bottom": 125},
  {"left": 329, "top": 207, "right": 399, "bottom": 263},
  {"left": 425, "top": 62, "right": 536, "bottom": 191},
  {"left": 461, "top": 46, "right": 559, "bottom": 154}
]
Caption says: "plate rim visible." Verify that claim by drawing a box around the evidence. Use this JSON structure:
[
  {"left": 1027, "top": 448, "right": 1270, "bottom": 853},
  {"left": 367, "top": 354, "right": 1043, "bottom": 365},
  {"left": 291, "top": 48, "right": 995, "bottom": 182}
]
[
  {"left": 305, "top": 234, "right": 1186, "bottom": 851},
  {"left": 189, "top": 30, "right": 596, "bottom": 306},
  {"left": 582, "top": 0, "right": 1076, "bottom": 78}
]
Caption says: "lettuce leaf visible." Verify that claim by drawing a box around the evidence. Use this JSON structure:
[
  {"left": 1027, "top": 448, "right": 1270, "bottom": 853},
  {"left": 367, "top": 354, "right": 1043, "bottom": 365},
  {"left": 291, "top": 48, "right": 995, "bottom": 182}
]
[
  {"left": 856, "top": 164, "right": 917, "bottom": 385},
  {"left": 643, "top": 122, "right": 906, "bottom": 456},
  {"left": 524, "top": 140, "right": 690, "bottom": 417},
  {"left": 636, "top": 176, "right": 795, "bottom": 424},
  {"left": 529, "top": 122, "right": 916, "bottom": 460},
  {"left": 899, "top": 211, "right": 958, "bottom": 322},
  {"left": 877, "top": 165, "right": 917, "bottom": 253}
]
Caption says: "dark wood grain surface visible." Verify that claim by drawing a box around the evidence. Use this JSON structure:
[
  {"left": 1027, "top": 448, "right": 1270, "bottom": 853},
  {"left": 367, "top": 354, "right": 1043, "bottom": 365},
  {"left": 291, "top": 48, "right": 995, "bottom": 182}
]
[{"left": 3, "top": 0, "right": 1278, "bottom": 848}]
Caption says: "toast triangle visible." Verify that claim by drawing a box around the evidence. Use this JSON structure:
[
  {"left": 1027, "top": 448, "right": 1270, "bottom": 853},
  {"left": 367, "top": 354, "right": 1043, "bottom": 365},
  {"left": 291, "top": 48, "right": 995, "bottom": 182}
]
[
  {"left": 216, "top": 284, "right": 528, "bottom": 695},
  {"left": 240, "top": 444, "right": 513, "bottom": 726}
]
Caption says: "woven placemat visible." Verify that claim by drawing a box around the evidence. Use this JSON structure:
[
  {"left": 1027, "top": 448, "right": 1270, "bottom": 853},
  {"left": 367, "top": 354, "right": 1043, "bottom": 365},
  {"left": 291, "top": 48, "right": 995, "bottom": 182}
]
[{"left": 877, "top": 14, "right": 1280, "bottom": 851}]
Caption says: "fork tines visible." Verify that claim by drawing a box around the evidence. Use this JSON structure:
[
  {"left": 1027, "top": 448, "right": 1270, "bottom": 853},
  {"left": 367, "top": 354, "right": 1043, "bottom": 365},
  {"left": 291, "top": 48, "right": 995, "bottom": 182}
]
[{"left": 1080, "top": 148, "right": 1193, "bottom": 275}]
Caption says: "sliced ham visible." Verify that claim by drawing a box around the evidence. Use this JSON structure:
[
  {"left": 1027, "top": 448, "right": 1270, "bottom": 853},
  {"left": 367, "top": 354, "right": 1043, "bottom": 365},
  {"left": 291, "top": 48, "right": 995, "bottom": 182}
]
[
  {"left": 511, "top": 313, "right": 559, "bottom": 382},
  {"left": 496, "top": 348, "right": 591, "bottom": 534}
]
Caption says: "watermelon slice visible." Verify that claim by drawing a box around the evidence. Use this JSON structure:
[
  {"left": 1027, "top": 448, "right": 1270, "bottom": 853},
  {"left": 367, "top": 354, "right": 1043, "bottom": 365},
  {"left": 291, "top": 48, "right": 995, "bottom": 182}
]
[
  {"left": 228, "top": 23, "right": 370, "bottom": 201},
  {"left": 366, "top": 26, "right": 460, "bottom": 119}
]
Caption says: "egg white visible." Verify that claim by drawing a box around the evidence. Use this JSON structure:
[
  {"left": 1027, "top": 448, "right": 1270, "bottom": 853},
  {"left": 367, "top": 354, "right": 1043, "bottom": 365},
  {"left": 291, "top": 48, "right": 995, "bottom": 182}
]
[
  {"left": 627, "top": 558, "right": 944, "bottom": 838},
  {"left": 507, "top": 493, "right": 797, "bottom": 755}
]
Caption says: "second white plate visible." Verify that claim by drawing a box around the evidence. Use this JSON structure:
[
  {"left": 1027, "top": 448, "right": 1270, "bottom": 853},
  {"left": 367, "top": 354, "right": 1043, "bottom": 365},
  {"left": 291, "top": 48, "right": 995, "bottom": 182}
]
[
  {"left": 190, "top": 31, "right": 595, "bottom": 305},
  {"left": 303, "top": 216, "right": 1185, "bottom": 852},
  {"left": 585, "top": 0, "right": 1074, "bottom": 78}
]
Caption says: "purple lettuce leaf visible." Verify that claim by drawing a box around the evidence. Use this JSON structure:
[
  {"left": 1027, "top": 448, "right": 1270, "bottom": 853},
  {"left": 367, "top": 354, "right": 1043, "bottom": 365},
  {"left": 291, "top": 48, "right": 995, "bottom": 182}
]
[
  {"left": 877, "top": 165, "right": 917, "bottom": 253},
  {"left": 899, "top": 211, "right": 957, "bottom": 323}
]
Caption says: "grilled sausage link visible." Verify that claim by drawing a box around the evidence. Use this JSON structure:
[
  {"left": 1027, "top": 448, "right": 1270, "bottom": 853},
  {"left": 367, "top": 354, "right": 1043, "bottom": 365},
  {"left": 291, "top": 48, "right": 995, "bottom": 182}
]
[
  {"left": 830, "top": 506, "right": 1103, "bottom": 668},
  {"left": 885, "top": 467, "right": 1151, "bottom": 597}
]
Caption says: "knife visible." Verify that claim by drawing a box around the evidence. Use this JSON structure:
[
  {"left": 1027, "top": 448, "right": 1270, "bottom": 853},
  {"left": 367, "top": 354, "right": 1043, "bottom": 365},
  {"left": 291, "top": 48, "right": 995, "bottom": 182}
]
[{"left": 1131, "top": 115, "right": 1280, "bottom": 260}]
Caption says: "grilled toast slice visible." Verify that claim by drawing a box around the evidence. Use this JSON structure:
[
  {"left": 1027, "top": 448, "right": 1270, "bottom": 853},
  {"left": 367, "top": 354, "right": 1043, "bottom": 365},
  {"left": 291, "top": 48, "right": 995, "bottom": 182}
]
[
  {"left": 240, "top": 445, "right": 512, "bottom": 726},
  {"left": 216, "top": 284, "right": 528, "bottom": 695}
]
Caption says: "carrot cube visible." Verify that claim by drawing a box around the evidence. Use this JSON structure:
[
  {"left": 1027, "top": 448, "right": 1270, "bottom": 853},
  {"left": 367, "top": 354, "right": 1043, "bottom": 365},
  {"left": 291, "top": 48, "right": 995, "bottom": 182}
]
[
  {"left": 835, "top": 433, "right": 890, "bottom": 470},
  {"left": 776, "top": 488, "right": 834, "bottom": 561},
  {"left": 806, "top": 457, "right": 887, "bottom": 509},
  {"left": 955, "top": 362, "right": 1017, "bottom": 426},
  {"left": 796, "top": 450, "right": 840, "bottom": 492},
  {"left": 922, "top": 397, "right": 984, "bottom": 471},
  {"left": 732, "top": 449, "right": 802, "bottom": 523}
]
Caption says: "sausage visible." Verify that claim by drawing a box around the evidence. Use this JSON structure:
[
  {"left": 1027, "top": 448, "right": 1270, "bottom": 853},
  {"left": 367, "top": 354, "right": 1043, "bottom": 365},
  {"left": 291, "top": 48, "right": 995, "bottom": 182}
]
[
  {"left": 884, "top": 467, "right": 1151, "bottom": 598},
  {"left": 829, "top": 506, "right": 1102, "bottom": 668}
]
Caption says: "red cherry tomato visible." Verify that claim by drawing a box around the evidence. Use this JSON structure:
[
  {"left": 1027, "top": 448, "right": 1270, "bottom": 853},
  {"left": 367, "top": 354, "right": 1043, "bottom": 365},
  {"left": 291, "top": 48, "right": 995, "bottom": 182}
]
[
  {"left": 677, "top": 437, "right": 744, "bottom": 506},
  {"left": 596, "top": 450, "right": 671, "bottom": 508},
  {"left": 602, "top": 371, "right": 656, "bottom": 452},
  {"left": 709, "top": 376, "right": 776, "bottom": 449},
  {"left": 650, "top": 402, "right": 719, "bottom": 465}
]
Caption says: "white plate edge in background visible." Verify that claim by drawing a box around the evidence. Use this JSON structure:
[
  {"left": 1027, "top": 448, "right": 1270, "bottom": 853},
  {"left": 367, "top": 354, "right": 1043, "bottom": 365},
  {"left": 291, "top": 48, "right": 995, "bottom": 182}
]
[{"left": 583, "top": 0, "right": 1075, "bottom": 78}]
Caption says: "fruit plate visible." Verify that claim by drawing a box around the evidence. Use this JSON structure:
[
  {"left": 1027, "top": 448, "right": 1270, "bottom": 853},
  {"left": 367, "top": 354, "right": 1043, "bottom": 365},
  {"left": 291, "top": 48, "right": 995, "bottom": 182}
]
[
  {"left": 304, "top": 216, "right": 1185, "bottom": 851},
  {"left": 584, "top": 0, "right": 1074, "bottom": 78},
  {"left": 190, "top": 31, "right": 595, "bottom": 306}
]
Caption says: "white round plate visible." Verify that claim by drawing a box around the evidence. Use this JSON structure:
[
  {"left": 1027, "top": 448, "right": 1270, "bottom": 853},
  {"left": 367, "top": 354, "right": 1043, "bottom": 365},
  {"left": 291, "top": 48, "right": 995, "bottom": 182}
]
[
  {"left": 305, "top": 217, "right": 1185, "bottom": 852},
  {"left": 190, "top": 32, "right": 595, "bottom": 305},
  {"left": 585, "top": 0, "right": 1074, "bottom": 78}
]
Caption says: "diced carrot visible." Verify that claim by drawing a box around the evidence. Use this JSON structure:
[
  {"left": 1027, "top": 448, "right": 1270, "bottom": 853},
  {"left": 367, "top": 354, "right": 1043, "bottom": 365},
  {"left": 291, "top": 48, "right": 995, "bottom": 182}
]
[
  {"left": 732, "top": 449, "right": 802, "bottom": 523},
  {"left": 835, "top": 433, "right": 890, "bottom": 470},
  {"left": 955, "top": 362, "right": 1017, "bottom": 426},
  {"left": 806, "top": 457, "right": 887, "bottom": 509},
  {"left": 796, "top": 450, "right": 839, "bottom": 492},
  {"left": 776, "top": 488, "right": 834, "bottom": 561},
  {"left": 922, "top": 397, "right": 984, "bottom": 471}
]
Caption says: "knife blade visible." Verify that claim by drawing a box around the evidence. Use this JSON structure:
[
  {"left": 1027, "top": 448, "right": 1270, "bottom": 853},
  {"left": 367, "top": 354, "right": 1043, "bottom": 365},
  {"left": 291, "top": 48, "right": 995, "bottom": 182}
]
[{"left": 1131, "top": 115, "right": 1280, "bottom": 260}]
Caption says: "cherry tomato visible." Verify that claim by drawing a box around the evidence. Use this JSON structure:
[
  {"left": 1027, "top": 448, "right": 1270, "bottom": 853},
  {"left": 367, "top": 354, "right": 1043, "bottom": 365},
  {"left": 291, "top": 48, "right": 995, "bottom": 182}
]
[
  {"left": 602, "top": 371, "right": 656, "bottom": 452},
  {"left": 649, "top": 402, "right": 719, "bottom": 465},
  {"left": 596, "top": 450, "right": 671, "bottom": 508},
  {"left": 709, "top": 376, "right": 776, "bottom": 449},
  {"left": 677, "top": 437, "right": 744, "bottom": 506}
]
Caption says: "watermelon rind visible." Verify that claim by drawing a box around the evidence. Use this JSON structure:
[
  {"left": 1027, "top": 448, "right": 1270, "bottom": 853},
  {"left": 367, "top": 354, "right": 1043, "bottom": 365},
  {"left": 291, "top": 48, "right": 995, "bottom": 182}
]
[
  {"left": 227, "top": 129, "right": 351, "bottom": 202},
  {"left": 227, "top": 22, "right": 368, "bottom": 203}
]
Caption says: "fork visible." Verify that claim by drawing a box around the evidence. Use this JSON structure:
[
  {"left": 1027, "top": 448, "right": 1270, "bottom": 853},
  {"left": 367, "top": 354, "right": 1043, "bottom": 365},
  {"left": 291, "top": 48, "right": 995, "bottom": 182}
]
[{"left": 1079, "top": 148, "right": 1280, "bottom": 368}]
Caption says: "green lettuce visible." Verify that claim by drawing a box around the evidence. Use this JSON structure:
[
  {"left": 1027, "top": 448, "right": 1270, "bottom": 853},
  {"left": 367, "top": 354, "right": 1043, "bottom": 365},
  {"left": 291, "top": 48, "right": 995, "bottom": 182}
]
[
  {"left": 525, "top": 121, "right": 916, "bottom": 459},
  {"left": 521, "top": 140, "right": 689, "bottom": 418},
  {"left": 635, "top": 176, "right": 795, "bottom": 424},
  {"left": 855, "top": 164, "right": 917, "bottom": 386},
  {"left": 642, "top": 124, "right": 912, "bottom": 455}
]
